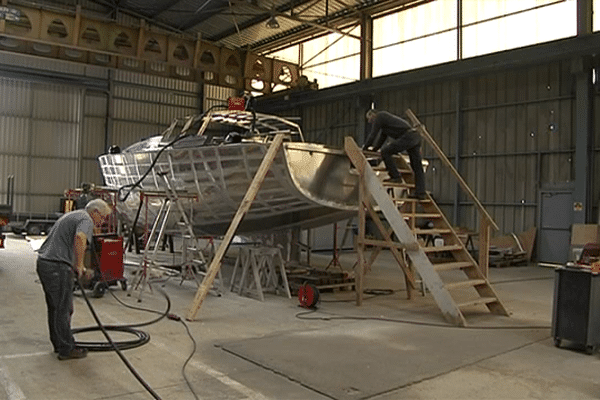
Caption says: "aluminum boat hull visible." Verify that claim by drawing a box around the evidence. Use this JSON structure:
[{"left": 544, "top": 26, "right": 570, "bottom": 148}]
[{"left": 98, "top": 141, "right": 364, "bottom": 235}]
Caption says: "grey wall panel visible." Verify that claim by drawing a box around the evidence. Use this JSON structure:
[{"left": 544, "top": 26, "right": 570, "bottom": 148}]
[
  {"left": 80, "top": 159, "right": 103, "bottom": 186},
  {"left": 0, "top": 79, "right": 31, "bottom": 116},
  {"left": 82, "top": 116, "right": 106, "bottom": 158},
  {"left": 114, "top": 85, "right": 197, "bottom": 109},
  {"left": 30, "top": 158, "right": 78, "bottom": 195},
  {"left": 0, "top": 52, "right": 87, "bottom": 77},
  {"left": 204, "top": 84, "right": 235, "bottom": 110},
  {"left": 29, "top": 195, "right": 64, "bottom": 214},
  {"left": 0, "top": 116, "right": 30, "bottom": 155},
  {"left": 30, "top": 120, "right": 79, "bottom": 158},
  {"left": 114, "top": 70, "right": 199, "bottom": 93},
  {"left": 32, "top": 85, "right": 81, "bottom": 121},
  {"left": 112, "top": 121, "right": 163, "bottom": 149},
  {"left": 112, "top": 98, "right": 188, "bottom": 126},
  {"left": 85, "top": 94, "right": 108, "bottom": 117}
]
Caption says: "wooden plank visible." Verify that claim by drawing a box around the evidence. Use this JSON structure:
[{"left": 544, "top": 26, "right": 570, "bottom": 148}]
[
  {"left": 479, "top": 218, "right": 490, "bottom": 279},
  {"left": 356, "top": 165, "right": 366, "bottom": 306},
  {"left": 185, "top": 134, "right": 285, "bottom": 320},
  {"left": 445, "top": 279, "right": 487, "bottom": 291},
  {"left": 433, "top": 261, "right": 474, "bottom": 272},
  {"left": 421, "top": 244, "right": 463, "bottom": 253},
  {"left": 457, "top": 297, "right": 499, "bottom": 309},
  {"left": 357, "top": 237, "right": 418, "bottom": 250}
]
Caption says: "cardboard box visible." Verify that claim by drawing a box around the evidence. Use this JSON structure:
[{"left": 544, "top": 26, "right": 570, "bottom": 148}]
[{"left": 571, "top": 224, "right": 600, "bottom": 246}]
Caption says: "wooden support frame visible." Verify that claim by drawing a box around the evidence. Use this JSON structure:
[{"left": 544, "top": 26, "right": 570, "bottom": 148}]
[
  {"left": 186, "top": 134, "right": 285, "bottom": 320},
  {"left": 347, "top": 137, "right": 417, "bottom": 306}
]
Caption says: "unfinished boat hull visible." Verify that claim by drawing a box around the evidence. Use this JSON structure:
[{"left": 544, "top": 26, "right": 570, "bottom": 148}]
[{"left": 98, "top": 140, "right": 361, "bottom": 235}]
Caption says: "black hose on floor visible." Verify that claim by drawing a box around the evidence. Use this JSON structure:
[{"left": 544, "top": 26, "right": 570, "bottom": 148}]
[{"left": 73, "top": 272, "right": 170, "bottom": 400}]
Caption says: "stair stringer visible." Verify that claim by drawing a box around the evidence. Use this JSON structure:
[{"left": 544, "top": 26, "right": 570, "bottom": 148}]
[{"left": 363, "top": 163, "right": 467, "bottom": 326}]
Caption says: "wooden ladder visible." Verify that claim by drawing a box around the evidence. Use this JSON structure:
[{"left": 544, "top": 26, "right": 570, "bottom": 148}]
[{"left": 345, "top": 136, "right": 510, "bottom": 326}]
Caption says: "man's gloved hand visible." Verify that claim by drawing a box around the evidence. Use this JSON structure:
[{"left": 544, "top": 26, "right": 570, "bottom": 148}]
[{"left": 77, "top": 268, "right": 95, "bottom": 287}]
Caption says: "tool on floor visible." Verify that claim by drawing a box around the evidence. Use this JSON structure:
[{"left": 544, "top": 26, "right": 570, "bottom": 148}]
[{"left": 298, "top": 283, "right": 320, "bottom": 309}]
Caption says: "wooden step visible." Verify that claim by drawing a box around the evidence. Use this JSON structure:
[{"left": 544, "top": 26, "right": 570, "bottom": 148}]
[
  {"left": 414, "top": 228, "right": 452, "bottom": 235},
  {"left": 421, "top": 244, "right": 463, "bottom": 253},
  {"left": 457, "top": 297, "right": 499, "bottom": 309},
  {"left": 445, "top": 279, "right": 487, "bottom": 291},
  {"left": 402, "top": 213, "right": 442, "bottom": 219},
  {"left": 393, "top": 197, "right": 431, "bottom": 205},
  {"left": 433, "top": 261, "right": 474, "bottom": 272},
  {"left": 382, "top": 181, "right": 415, "bottom": 188},
  {"left": 375, "top": 167, "right": 413, "bottom": 174},
  {"left": 363, "top": 162, "right": 412, "bottom": 175}
]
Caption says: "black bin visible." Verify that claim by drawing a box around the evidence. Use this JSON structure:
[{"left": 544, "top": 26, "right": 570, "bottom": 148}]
[{"left": 552, "top": 266, "right": 600, "bottom": 354}]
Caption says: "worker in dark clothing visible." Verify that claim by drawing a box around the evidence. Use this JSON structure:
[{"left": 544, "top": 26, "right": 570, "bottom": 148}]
[
  {"left": 36, "top": 199, "right": 112, "bottom": 360},
  {"left": 75, "top": 182, "right": 93, "bottom": 210},
  {"left": 363, "top": 109, "right": 427, "bottom": 200}
]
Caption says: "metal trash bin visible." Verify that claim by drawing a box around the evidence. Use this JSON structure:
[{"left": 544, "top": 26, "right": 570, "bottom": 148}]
[{"left": 552, "top": 266, "right": 600, "bottom": 354}]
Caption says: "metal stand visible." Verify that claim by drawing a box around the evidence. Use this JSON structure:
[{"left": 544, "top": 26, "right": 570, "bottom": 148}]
[{"left": 128, "top": 172, "right": 216, "bottom": 301}]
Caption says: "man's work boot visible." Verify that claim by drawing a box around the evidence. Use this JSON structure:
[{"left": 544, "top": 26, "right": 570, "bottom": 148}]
[{"left": 58, "top": 347, "right": 88, "bottom": 360}]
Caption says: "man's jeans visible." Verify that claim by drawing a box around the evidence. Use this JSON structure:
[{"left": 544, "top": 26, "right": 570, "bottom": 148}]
[{"left": 36, "top": 258, "right": 75, "bottom": 355}]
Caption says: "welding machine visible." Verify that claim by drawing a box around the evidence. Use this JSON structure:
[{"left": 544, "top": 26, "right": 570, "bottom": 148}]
[{"left": 81, "top": 235, "right": 127, "bottom": 297}]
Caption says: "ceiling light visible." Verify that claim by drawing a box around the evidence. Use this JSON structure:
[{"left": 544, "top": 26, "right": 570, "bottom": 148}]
[{"left": 266, "top": 15, "right": 280, "bottom": 29}]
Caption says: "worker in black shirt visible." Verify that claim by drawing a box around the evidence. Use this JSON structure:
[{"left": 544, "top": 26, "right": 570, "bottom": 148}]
[{"left": 363, "top": 109, "right": 427, "bottom": 200}]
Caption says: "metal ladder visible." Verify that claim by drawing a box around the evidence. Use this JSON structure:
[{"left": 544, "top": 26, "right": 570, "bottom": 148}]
[
  {"left": 345, "top": 137, "right": 509, "bottom": 326},
  {"left": 128, "top": 172, "right": 222, "bottom": 300}
]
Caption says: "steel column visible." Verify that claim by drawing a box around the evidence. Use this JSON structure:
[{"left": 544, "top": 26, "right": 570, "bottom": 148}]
[{"left": 573, "top": 56, "right": 593, "bottom": 223}]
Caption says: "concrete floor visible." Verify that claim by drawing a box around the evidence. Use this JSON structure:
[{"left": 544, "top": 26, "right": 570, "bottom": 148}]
[{"left": 0, "top": 233, "right": 598, "bottom": 400}]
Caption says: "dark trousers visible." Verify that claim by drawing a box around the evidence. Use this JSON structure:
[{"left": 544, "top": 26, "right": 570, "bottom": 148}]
[
  {"left": 36, "top": 258, "right": 75, "bottom": 355},
  {"left": 381, "top": 131, "right": 426, "bottom": 195}
]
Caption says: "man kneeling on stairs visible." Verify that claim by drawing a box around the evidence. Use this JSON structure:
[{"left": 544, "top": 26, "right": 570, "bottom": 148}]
[{"left": 363, "top": 109, "right": 427, "bottom": 200}]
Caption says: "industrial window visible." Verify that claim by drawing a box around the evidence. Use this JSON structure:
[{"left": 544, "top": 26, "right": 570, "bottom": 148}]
[
  {"left": 373, "top": 0, "right": 457, "bottom": 77},
  {"left": 271, "top": 0, "right": 580, "bottom": 88},
  {"left": 595, "top": 0, "right": 600, "bottom": 31},
  {"left": 270, "top": 25, "right": 360, "bottom": 90},
  {"left": 462, "top": 0, "right": 576, "bottom": 58},
  {"left": 373, "top": 0, "right": 576, "bottom": 77}
]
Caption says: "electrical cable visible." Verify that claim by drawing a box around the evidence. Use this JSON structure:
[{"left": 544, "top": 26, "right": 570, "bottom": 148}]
[
  {"left": 73, "top": 273, "right": 164, "bottom": 399},
  {"left": 117, "top": 104, "right": 228, "bottom": 202},
  {"left": 295, "top": 308, "right": 551, "bottom": 330},
  {"left": 166, "top": 314, "right": 200, "bottom": 400},
  {"left": 81, "top": 239, "right": 200, "bottom": 399},
  {"left": 71, "top": 239, "right": 172, "bottom": 398}
]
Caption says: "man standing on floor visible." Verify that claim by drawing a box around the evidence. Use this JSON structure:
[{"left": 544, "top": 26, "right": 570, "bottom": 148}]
[
  {"left": 362, "top": 109, "right": 427, "bottom": 200},
  {"left": 36, "top": 198, "right": 112, "bottom": 360}
]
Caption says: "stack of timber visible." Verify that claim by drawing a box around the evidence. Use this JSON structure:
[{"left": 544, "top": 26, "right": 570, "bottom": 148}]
[{"left": 287, "top": 266, "right": 355, "bottom": 294}]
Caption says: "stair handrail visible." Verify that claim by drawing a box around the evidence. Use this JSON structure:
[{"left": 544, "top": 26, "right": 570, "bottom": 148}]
[
  {"left": 405, "top": 109, "right": 498, "bottom": 232},
  {"left": 406, "top": 109, "right": 497, "bottom": 277}
]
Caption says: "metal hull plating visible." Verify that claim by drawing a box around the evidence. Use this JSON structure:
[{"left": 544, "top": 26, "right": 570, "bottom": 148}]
[{"left": 98, "top": 141, "right": 361, "bottom": 234}]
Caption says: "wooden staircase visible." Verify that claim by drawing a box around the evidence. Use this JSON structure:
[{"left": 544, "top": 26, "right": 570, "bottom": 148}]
[{"left": 345, "top": 124, "right": 510, "bottom": 326}]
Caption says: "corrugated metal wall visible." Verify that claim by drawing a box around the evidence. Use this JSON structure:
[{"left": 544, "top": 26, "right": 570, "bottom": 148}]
[
  {"left": 0, "top": 54, "right": 203, "bottom": 214},
  {"left": 296, "top": 61, "right": 581, "bottom": 235},
  {"left": 0, "top": 78, "right": 80, "bottom": 213},
  {"left": 110, "top": 70, "right": 199, "bottom": 153}
]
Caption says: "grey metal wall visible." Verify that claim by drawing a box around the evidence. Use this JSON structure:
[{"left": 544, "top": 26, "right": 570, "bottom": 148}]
[
  {"left": 0, "top": 53, "right": 201, "bottom": 214},
  {"left": 293, "top": 61, "right": 583, "bottom": 236},
  {"left": 0, "top": 78, "right": 80, "bottom": 213},
  {"left": 110, "top": 70, "right": 200, "bottom": 155}
]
